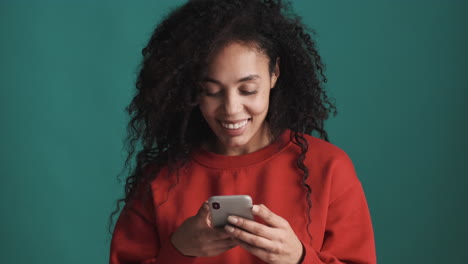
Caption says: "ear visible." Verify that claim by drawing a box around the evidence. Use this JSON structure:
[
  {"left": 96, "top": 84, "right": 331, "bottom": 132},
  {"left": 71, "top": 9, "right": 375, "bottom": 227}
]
[{"left": 270, "top": 57, "right": 280, "bottom": 89}]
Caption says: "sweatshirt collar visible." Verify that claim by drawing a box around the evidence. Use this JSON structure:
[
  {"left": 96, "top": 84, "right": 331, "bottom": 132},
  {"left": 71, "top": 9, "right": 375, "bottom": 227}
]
[{"left": 191, "top": 129, "right": 292, "bottom": 169}]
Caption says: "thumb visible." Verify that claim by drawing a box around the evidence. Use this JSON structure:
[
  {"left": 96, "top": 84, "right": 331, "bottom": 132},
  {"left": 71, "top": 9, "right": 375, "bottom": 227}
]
[{"left": 196, "top": 201, "right": 210, "bottom": 218}]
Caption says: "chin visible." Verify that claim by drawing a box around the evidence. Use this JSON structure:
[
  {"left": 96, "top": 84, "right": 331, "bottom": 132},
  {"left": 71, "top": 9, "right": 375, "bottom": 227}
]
[{"left": 222, "top": 136, "right": 250, "bottom": 148}]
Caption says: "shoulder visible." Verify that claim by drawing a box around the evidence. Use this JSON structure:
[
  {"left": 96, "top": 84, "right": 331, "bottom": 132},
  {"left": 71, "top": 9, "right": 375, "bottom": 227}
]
[
  {"left": 299, "top": 133, "right": 352, "bottom": 164},
  {"left": 296, "top": 133, "right": 361, "bottom": 201}
]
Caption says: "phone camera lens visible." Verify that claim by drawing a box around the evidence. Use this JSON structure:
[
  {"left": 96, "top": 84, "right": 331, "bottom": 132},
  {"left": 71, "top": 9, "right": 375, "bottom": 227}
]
[{"left": 212, "top": 202, "right": 220, "bottom": 210}]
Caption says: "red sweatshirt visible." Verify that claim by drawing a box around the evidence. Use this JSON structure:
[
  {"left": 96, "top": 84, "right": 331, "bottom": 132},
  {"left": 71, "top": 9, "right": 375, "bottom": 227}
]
[{"left": 110, "top": 130, "right": 376, "bottom": 263}]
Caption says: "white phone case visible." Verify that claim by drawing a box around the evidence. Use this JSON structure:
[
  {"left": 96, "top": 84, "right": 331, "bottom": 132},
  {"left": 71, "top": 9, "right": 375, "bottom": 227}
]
[{"left": 208, "top": 195, "right": 254, "bottom": 227}]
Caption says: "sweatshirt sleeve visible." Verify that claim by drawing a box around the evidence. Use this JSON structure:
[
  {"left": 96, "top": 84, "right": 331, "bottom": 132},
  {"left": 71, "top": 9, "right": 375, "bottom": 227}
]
[
  {"left": 302, "top": 154, "right": 376, "bottom": 264},
  {"left": 109, "top": 188, "right": 197, "bottom": 264}
]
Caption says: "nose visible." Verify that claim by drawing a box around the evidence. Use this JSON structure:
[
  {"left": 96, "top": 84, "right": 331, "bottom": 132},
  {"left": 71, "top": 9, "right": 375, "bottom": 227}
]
[{"left": 223, "top": 92, "right": 243, "bottom": 115}]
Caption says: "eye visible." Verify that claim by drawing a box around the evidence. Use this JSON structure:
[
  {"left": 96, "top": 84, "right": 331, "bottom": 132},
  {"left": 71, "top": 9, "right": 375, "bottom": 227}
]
[
  {"left": 240, "top": 85, "right": 258, "bottom": 95},
  {"left": 199, "top": 83, "right": 221, "bottom": 97},
  {"left": 203, "top": 89, "right": 222, "bottom": 97},
  {"left": 241, "top": 90, "right": 258, "bottom": 95}
]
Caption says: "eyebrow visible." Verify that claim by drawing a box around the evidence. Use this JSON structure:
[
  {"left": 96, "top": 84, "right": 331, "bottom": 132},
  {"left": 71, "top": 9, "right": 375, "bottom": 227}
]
[{"left": 201, "top": 74, "right": 260, "bottom": 85}]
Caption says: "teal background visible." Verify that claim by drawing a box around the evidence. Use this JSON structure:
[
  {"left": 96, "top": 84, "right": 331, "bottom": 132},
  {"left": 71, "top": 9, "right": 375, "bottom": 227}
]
[{"left": 1, "top": 1, "right": 466, "bottom": 263}]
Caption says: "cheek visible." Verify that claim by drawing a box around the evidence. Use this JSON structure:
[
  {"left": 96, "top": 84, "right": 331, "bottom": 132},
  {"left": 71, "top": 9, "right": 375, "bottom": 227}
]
[{"left": 248, "top": 95, "right": 270, "bottom": 116}]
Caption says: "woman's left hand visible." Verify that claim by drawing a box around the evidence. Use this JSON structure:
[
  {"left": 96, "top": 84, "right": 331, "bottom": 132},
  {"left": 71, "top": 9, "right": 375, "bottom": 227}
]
[{"left": 224, "top": 204, "right": 304, "bottom": 264}]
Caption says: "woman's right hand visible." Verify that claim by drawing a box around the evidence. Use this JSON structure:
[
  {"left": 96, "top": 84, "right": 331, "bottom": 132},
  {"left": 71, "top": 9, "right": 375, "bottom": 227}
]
[{"left": 170, "top": 201, "right": 237, "bottom": 257}]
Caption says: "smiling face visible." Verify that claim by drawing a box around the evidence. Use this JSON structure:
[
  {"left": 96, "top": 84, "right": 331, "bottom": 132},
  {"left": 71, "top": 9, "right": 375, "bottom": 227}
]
[{"left": 197, "top": 42, "right": 279, "bottom": 156}]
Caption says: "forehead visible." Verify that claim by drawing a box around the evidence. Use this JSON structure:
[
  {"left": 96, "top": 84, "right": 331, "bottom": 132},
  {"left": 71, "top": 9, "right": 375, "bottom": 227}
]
[{"left": 204, "top": 42, "right": 270, "bottom": 81}]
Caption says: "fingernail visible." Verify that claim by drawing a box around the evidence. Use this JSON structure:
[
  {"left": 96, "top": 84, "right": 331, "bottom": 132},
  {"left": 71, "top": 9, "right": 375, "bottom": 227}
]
[
  {"left": 225, "top": 225, "right": 235, "bottom": 233},
  {"left": 227, "top": 215, "right": 238, "bottom": 224},
  {"left": 252, "top": 205, "right": 259, "bottom": 213}
]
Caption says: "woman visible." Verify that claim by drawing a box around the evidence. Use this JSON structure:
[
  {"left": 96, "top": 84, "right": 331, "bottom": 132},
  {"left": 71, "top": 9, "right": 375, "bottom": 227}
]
[{"left": 109, "top": 0, "right": 376, "bottom": 263}]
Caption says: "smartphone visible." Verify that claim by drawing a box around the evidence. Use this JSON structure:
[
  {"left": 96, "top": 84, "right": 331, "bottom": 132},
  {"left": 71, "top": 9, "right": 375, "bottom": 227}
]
[{"left": 208, "top": 195, "right": 254, "bottom": 228}]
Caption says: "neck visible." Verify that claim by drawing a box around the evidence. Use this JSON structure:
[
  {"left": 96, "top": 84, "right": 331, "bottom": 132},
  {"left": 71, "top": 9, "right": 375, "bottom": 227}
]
[{"left": 205, "top": 123, "right": 274, "bottom": 156}]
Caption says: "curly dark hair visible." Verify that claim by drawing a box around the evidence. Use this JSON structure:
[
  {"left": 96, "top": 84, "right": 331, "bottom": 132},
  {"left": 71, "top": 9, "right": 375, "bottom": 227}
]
[{"left": 109, "top": 0, "right": 337, "bottom": 237}]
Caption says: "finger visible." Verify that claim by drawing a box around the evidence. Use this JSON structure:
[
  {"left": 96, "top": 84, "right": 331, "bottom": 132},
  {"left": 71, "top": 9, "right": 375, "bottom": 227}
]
[
  {"left": 207, "top": 209, "right": 213, "bottom": 228},
  {"left": 205, "top": 227, "right": 231, "bottom": 241},
  {"left": 226, "top": 215, "right": 275, "bottom": 240},
  {"left": 210, "top": 237, "right": 238, "bottom": 250},
  {"left": 202, "top": 238, "right": 238, "bottom": 256},
  {"left": 232, "top": 238, "right": 272, "bottom": 262},
  {"left": 225, "top": 224, "right": 275, "bottom": 251},
  {"left": 252, "top": 204, "right": 288, "bottom": 228},
  {"left": 204, "top": 240, "right": 238, "bottom": 257},
  {"left": 198, "top": 238, "right": 238, "bottom": 257}
]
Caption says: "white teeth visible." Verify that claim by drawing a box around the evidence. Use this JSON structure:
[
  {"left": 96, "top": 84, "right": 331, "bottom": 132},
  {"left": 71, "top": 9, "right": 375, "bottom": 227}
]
[{"left": 221, "top": 119, "right": 248, "bottom": 129}]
